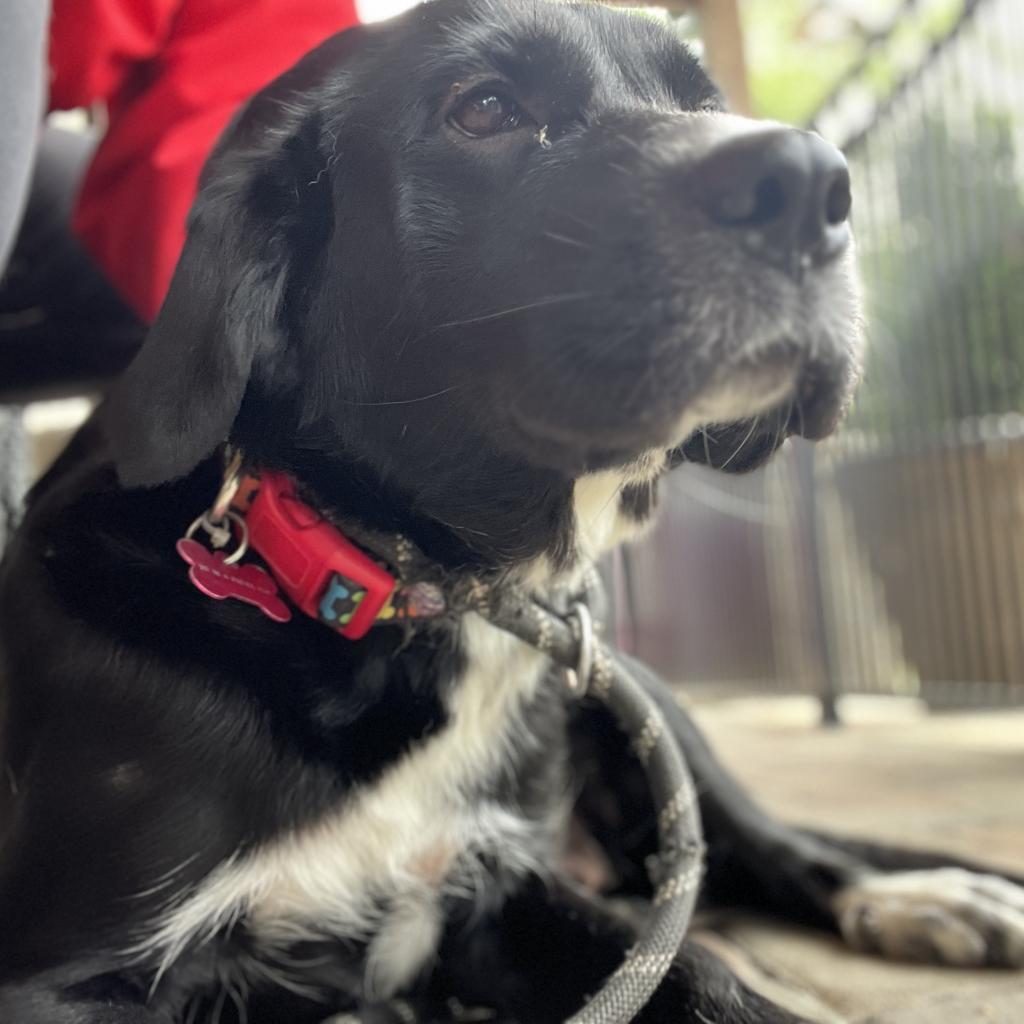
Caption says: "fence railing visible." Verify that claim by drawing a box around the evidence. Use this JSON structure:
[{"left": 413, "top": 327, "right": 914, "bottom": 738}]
[{"left": 628, "top": 0, "right": 1024, "bottom": 707}]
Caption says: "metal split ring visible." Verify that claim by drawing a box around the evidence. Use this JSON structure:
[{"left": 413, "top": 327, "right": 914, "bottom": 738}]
[
  {"left": 185, "top": 509, "right": 249, "bottom": 565},
  {"left": 211, "top": 450, "right": 244, "bottom": 521},
  {"left": 564, "top": 600, "right": 595, "bottom": 696}
]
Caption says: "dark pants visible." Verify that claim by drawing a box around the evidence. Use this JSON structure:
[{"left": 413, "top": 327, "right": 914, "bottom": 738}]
[
  {"left": 0, "top": 127, "right": 146, "bottom": 403},
  {"left": 0, "top": 0, "right": 47, "bottom": 548},
  {"left": 0, "top": 125, "right": 146, "bottom": 548},
  {"left": 1, "top": 2, "right": 144, "bottom": 548}
]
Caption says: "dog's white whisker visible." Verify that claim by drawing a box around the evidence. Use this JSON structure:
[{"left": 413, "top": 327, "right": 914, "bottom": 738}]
[
  {"left": 340, "top": 385, "right": 458, "bottom": 408},
  {"left": 557, "top": 209, "right": 599, "bottom": 234},
  {"left": 719, "top": 414, "right": 761, "bottom": 470},
  {"left": 431, "top": 292, "right": 594, "bottom": 331},
  {"left": 541, "top": 230, "right": 594, "bottom": 251}
]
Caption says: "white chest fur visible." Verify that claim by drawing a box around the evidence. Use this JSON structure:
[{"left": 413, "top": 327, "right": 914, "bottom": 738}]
[
  {"left": 572, "top": 454, "right": 663, "bottom": 561},
  {"left": 133, "top": 615, "right": 552, "bottom": 997}
]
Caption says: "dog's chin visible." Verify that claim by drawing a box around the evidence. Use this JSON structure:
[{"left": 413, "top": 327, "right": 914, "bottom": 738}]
[
  {"left": 503, "top": 364, "right": 791, "bottom": 476},
  {"left": 504, "top": 404, "right": 791, "bottom": 477},
  {"left": 499, "top": 334, "right": 856, "bottom": 478},
  {"left": 670, "top": 367, "right": 855, "bottom": 473}
]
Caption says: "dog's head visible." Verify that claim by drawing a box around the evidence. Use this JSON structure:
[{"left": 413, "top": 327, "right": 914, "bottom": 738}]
[{"left": 106, "top": 0, "right": 861, "bottom": 570}]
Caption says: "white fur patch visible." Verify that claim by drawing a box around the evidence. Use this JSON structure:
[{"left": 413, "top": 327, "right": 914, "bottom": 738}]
[
  {"left": 573, "top": 472, "right": 642, "bottom": 561},
  {"left": 572, "top": 451, "right": 665, "bottom": 561},
  {"left": 129, "top": 615, "right": 554, "bottom": 998},
  {"left": 834, "top": 869, "right": 1024, "bottom": 967},
  {"left": 569, "top": 364, "right": 799, "bottom": 564}
]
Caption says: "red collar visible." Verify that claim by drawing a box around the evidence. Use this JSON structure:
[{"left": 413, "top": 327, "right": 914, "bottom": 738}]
[
  {"left": 242, "top": 470, "right": 400, "bottom": 638},
  {"left": 180, "top": 466, "right": 445, "bottom": 639}
]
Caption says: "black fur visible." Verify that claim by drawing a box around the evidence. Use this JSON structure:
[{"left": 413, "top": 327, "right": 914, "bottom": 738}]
[{"left": 1, "top": 3, "right": 1012, "bottom": 1023}]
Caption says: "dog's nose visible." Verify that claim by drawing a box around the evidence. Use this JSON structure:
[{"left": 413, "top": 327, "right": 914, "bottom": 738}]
[{"left": 695, "top": 129, "right": 851, "bottom": 269}]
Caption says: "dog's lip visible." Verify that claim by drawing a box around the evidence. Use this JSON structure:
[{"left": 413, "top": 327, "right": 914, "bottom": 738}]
[
  {"left": 504, "top": 341, "right": 850, "bottom": 474},
  {"left": 506, "top": 403, "right": 676, "bottom": 462},
  {"left": 505, "top": 364, "right": 802, "bottom": 473},
  {"left": 673, "top": 360, "right": 800, "bottom": 440},
  {"left": 667, "top": 354, "right": 854, "bottom": 470},
  {"left": 667, "top": 395, "right": 850, "bottom": 474},
  {"left": 507, "top": 347, "right": 800, "bottom": 446},
  {"left": 785, "top": 383, "right": 848, "bottom": 440}
]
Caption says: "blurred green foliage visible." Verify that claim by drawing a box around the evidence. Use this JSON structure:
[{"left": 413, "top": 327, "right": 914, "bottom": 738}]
[
  {"left": 743, "top": 0, "right": 965, "bottom": 124},
  {"left": 849, "top": 106, "right": 1024, "bottom": 433},
  {"left": 736, "top": 0, "right": 1024, "bottom": 434}
]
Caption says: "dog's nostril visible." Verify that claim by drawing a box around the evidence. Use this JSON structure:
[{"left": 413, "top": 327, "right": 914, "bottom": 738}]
[
  {"left": 825, "top": 174, "right": 852, "bottom": 226},
  {"left": 708, "top": 173, "right": 787, "bottom": 226},
  {"left": 695, "top": 129, "right": 851, "bottom": 269},
  {"left": 751, "top": 176, "right": 787, "bottom": 225}
]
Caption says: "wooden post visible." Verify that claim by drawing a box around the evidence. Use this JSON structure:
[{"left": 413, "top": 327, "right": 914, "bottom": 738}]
[
  {"left": 606, "top": 1, "right": 752, "bottom": 115},
  {"left": 692, "top": 0, "right": 752, "bottom": 115}
]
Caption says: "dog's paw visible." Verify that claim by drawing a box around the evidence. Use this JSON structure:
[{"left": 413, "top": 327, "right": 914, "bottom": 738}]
[{"left": 833, "top": 868, "right": 1024, "bottom": 967}]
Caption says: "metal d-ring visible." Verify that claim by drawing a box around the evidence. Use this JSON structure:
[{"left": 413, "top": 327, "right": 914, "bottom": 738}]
[
  {"left": 564, "top": 600, "right": 595, "bottom": 696},
  {"left": 185, "top": 509, "right": 250, "bottom": 565}
]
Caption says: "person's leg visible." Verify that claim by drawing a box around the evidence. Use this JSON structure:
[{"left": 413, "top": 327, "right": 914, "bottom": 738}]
[
  {"left": 0, "top": 0, "right": 49, "bottom": 550},
  {"left": 0, "top": 126, "right": 146, "bottom": 402},
  {"left": 0, "top": 1, "right": 47, "bottom": 269}
]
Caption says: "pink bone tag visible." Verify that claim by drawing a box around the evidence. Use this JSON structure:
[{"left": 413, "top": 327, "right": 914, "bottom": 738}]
[{"left": 176, "top": 538, "right": 292, "bottom": 623}]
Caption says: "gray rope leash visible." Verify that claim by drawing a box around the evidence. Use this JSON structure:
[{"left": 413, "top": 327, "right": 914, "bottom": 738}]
[
  {"left": 282, "top": 508, "right": 706, "bottom": 1023},
  {"left": 477, "top": 584, "right": 704, "bottom": 1024}
]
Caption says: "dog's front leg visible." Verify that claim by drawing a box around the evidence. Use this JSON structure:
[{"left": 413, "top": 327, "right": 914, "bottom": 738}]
[
  {"left": 621, "top": 652, "right": 1024, "bottom": 968},
  {"left": 601, "top": 650, "right": 862, "bottom": 930},
  {"left": 437, "top": 875, "right": 809, "bottom": 1024}
]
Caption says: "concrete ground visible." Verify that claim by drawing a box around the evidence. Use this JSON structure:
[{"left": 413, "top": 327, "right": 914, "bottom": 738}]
[{"left": 686, "top": 695, "right": 1024, "bottom": 1023}]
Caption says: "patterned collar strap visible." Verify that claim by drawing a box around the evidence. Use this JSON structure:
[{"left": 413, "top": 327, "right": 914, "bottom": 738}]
[
  {"left": 180, "top": 455, "right": 588, "bottom": 641},
  {"left": 235, "top": 469, "right": 447, "bottom": 638}
]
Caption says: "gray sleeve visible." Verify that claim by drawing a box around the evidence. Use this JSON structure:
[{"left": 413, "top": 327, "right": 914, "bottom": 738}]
[{"left": 0, "top": 0, "right": 49, "bottom": 271}]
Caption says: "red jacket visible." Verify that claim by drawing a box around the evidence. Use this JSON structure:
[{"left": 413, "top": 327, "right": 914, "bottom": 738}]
[{"left": 49, "top": 0, "right": 360, "bottom": 322}]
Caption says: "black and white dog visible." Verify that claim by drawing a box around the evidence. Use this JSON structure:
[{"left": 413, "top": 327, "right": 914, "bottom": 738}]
[{"left": 1, "top": 2, "right": 1022, "bottom": 1021}]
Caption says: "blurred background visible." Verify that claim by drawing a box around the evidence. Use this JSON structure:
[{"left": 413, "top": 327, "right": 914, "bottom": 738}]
[{"left": 597, "top": 0, "right": 1024, "bottom": 719}]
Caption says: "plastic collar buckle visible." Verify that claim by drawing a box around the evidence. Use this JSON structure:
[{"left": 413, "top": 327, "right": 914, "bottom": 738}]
[{"left": 244, "top": 470, "right": 396, "bottom": 639}]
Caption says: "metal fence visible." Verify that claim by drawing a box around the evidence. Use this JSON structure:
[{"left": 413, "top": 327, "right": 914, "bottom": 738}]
[{"left": 626, "top": 0, "right": 1024, "bottom": 708}]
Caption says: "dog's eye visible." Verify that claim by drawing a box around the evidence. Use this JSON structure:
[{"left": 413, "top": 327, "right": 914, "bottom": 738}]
[{"left": 449, "top": 90, "right": 523, "bottom": 137}]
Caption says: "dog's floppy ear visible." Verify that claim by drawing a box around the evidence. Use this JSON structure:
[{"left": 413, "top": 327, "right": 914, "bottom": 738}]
[
  {"left": 104, "top": 180, "right": 290, "bottom": 488},
  {"left": 104, "top": 30, "right": 364, "bottom": 489}
]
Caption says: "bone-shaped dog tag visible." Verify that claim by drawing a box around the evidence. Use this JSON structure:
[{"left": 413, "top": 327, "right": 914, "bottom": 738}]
[{"left": 176, "top": 538, "right": 292, "bottom": 623}]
